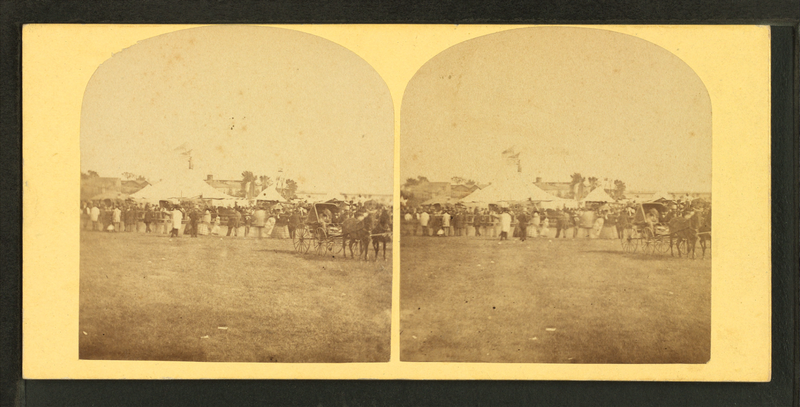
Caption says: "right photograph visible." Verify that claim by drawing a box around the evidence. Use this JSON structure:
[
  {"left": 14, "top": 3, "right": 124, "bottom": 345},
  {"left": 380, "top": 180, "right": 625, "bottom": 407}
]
[{"left": 399, "top": 27, "right": 712, "bottom": 363}]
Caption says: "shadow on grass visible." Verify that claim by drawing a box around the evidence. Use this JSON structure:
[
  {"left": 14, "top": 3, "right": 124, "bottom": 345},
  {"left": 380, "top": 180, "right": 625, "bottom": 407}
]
[{"left": 255, "top": 247, "right": 389, "bottom": 263}]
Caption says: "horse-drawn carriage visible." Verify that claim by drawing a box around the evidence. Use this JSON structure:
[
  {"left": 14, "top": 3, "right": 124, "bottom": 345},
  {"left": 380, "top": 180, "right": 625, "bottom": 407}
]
[
  {"left": 621, "top": 202, "right": 710, "bottom": 258},
  {"left": 292, "top": 202, "right": 393, "bottom": 260},
  {"left": 292, "top": 202, "right": 352, "bottom": 256}
]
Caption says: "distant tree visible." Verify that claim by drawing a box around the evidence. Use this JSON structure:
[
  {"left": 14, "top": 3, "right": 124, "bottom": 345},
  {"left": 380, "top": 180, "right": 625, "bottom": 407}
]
[
  {"left": 569, "top": 173, "right": 585, "bottom": 200},
  {"left": 613, "top": 180, "right": 627, "bottom": 200},
  {"left": 404, "top": 175, "right": 430, "bottom": 189},
  {"left": 588, "top": 176, "right": 600, "bottom": 191},
  {"left": 451, "top": 176, "right": 478, "bottom": 187},
  {"left": 241, "top": 171, "right": 256, "bottom": 198},
  {"left": 136, "top": 175, "right": 147, "bottom": 182},
  {"left": 86, "top": 170, "right": 100, "bottom": 178},
  {"left": 282, "top": 179, "right": 298, "bottom": 200},
  {"left": 403, "top": 178, "right": 420, "bottom": 188},
  {"left": 81, "top": 171, "right": 90, "bottom": 180},
  {"left": 122, "top": 172, "right": 136, "bottom": 180},
  {"left": 258, "top": 175, "right": 273, "bottom": 191}
]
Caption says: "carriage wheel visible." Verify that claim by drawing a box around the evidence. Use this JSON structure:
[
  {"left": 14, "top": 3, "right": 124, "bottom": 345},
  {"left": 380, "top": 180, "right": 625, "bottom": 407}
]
[
  {"left": 314, "top": 228, "right": 328, "bottom": 256},
  {"left": 640, "top": 239, "right": 655, "bottom": 254},
  {"left": 330, "top": 237, "right": 344, "bottom": 255},
  {"left": 621, "top": 237, "right": 633, "bottom": 253},
  {"left": 352, "top": 239, "right": 363, "bottom": 257},
  {"left": 655, "top": 239, "right": 670, "bottom": 254},
  {"left": 678, "top": 240, "right": 688, "bottom": 256},
  {"left": 315, "top": 239, "right": 329, "bottom": 256},
  {"left": 292, "top": 225, "right": 304, "bottom": 252},
  {"left": 293, "top": 226, "right": 312, "bottom": 254}
]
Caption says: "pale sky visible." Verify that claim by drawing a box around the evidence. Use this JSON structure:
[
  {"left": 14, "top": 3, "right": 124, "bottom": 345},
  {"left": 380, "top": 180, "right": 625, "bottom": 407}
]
[
  {"left": 81, "top": 25, "right": 393, "bottom": 195},
  {"left": 401, "top": 27, "right": 712, "bottom": 193}
]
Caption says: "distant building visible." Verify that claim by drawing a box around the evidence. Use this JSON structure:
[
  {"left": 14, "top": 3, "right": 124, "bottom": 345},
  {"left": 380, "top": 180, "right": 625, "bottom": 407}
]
[
  {"left": 295, "top": 190, "right": 328, "bottom": 201},
  {"left": 533, "top": 177, "right": 573, "bottom": 199},
  {"left": 626, "top": 190, "right": 711, "bottom": 202},
  {"left": 205, "top": 174, "right": 244, "bottom": 197},
  {"left": 340, "top": 193, "right": 393, "bottom": 205}
]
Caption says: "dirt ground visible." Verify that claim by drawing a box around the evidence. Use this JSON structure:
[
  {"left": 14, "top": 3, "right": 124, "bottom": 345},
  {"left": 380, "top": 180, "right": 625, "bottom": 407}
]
[
  {"left": 400, "top": 235, "right": 711, "bottom": 363},
  {"left": 79, "top": 230, "right": 391, "bottom": 363}
]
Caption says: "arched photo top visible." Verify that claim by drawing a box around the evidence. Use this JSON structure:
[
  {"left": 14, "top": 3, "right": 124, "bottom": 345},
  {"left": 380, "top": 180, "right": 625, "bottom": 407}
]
[
  {"left": 81, "top": 25, "right": 394, "bottom": 195},
  {"left": 401, "top": 26, "right": 711, "bottom": 195}
]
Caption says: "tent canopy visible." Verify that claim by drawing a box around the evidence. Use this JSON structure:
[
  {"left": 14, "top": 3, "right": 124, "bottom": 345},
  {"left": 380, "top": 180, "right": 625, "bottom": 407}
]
[
  {"left": 255, "top": 186, "right": 286, "bottom": 202},
  {"left": 460, "top": 174, "right": 560, "bottom": 203},
  {"left": 581, "top": 187, "right": 616, "bottom": 203},
  {"left": 130, "top": 170, "right": 234, "bottom": 203},
  {"left": 649, "top": 191, "right": 673, "bottom": 202},
  {"left": 421, "top": 195, "right": 460, "bottom": 206},
  {"left": 90, "top": 191, "right": 130, "bottom": 201}
]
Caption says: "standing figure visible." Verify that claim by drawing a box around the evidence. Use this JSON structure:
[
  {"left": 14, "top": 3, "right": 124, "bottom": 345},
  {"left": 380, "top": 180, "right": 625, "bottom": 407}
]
[
  {"left": 530, "top": 211, "right": 541, "bottom": 238},
  {"left": 540, "top": 213, "right": 550, "bottom": 237},
  {"left": 495, "top": 209, "right": 512, "bottom": 240},
  {"left": 211, "top": 213, "right": 222, "bottom": 235},
  {"left": 516, "top": 209, "right": 529, "bottom": 241},
  {"left": 144, "top": 205, "right": 154, "bottom": 233},
  {"left": 419, "top": 209, "right": 430, "bottom": 237},
  {"left": 226, "top": 208, "right": 241, "bottom": 237},
  {"left": 441, "top": 211, "right": 451, "bottom": 237},
  {"left": 90, "top": 203, "right": 101, "bottom": 231},
  {"left": 188, "top": 207, "right": 200, "bottom": 237},
  {"left": 253, "top": 206, "right": 266, "bottom": 239},
  {"left": 170, "top": 205, "right": 183, "bottom": 237},
  {"left": 112, "top": 206, "right": 122, "bottom": 232}
]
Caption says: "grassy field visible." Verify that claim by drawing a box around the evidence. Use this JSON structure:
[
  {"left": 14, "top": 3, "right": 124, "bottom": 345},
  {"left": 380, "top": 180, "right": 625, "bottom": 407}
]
[
  {"left": 400, "top": 235, "right": 711, "bottom": 363},
  {"left": 80, "top": 231, "right": 391, "bottom": 363}
]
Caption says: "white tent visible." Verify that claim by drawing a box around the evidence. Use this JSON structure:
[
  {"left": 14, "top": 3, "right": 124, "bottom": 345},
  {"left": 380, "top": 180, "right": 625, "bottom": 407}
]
[
  {"left": 130, "top": 170, "right": 234, "bottom": 203},
  {"left": 581, "top": 188, "right": 616, "bottom": 203},
  {"left": 540, "top": 198, "right": 580, "bottom": 209},
  {"left": 650, "top": 191, "right": 674, "bottom": 201},
  {"left": 255, "top": 186, "right": 286, "bottom": 202},
  {"left": 460, "top": 174, "right": 560, "bottom": 203},
  {"left": 421, "top": 195, "right": 460, "bottom": 206}
]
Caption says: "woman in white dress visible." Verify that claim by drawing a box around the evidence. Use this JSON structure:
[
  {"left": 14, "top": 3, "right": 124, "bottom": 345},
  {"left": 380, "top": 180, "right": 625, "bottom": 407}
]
[
  {"left": 198, "top": 209, "right": 211, "bottom": 235},
  {"left": 592, "top": 210, "right": 606, "bottom": 238},
  {"left": 211, "top": 214, "right": 221, "bottom": 235},
  {"left": 264, "top": 212, "right": 277, "bottom": 237},
  {"left": 540, "top": 214, "right": 550, "bottom": 237},
  {"left": 530, "top": 211, "right": 540, "bottom": 238}
]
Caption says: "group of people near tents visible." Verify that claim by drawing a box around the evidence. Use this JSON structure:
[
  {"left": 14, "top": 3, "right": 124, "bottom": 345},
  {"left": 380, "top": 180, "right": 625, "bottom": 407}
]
[
  {"left": 401, "top": 199, "right": 711, "bottom": 242},
  {"left": 80, "top": 199, "right": 392, "bottom": 240},
  {"left": 80, "top": 201, "right": 294, "bottom": 238}
]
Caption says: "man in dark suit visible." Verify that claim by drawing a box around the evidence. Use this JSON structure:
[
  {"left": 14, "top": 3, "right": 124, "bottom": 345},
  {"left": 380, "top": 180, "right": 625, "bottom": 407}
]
[
  {"left": 516, "top": 209, "right": 529, "bottom": 241},
  {"left": 227, "top": 208, "right": 241, "bottom": 237}
]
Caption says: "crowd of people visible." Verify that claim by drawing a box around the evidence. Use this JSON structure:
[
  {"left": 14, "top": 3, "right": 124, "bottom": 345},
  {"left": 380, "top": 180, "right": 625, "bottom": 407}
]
[
  {"left": 400, "top": 200, "right": 711, "bottom": 241},
  {"left": 80, "top": 199, "right": 392, "bottom": 240}
]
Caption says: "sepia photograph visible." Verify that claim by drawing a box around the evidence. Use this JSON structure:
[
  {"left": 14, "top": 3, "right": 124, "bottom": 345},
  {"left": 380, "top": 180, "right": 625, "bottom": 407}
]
[
  {"left": 23, "top": 24, "right": 770, "bottom": 380},
  {"left": 400, "top": 27, "right": 712, "bottom": 363},
  {"left": 78, "top": 26, "right": 393, "bottom": 363}
]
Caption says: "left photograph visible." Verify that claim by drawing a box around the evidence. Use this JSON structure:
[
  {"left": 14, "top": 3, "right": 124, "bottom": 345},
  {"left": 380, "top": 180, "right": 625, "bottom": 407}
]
[{"left": 78, "top": 26, "right": 394, "bottom": 363}]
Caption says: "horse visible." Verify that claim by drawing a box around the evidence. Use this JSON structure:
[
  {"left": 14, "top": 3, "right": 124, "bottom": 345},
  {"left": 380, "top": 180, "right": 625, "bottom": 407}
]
[
  {"left": 341, "top": 213, "right": 374, "bottom": 260},
  {"left": 371, "top": 212, "right": 392, "bottom": 261},
  {"left": 667, "top": 213, "right": 699, "bottom": 259}
]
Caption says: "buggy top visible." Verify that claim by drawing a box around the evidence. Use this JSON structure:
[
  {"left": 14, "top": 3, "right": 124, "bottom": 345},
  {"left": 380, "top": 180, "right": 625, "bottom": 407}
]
[
  {"left": 304, "top": 202, "right": 341, "bottom": 225},
  {"left": 631, "top": 202, "right": 667, "bottom": 225}
]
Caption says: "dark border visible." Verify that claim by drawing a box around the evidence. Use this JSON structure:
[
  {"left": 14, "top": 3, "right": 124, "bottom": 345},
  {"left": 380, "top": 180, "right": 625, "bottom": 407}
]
[{"left": 3, "top": 1, "right": 798, "bottom": 406}]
